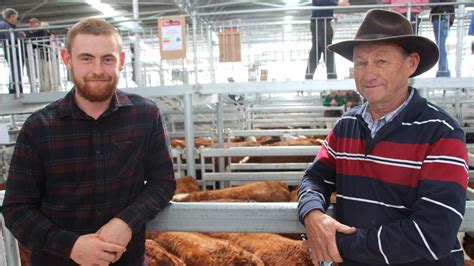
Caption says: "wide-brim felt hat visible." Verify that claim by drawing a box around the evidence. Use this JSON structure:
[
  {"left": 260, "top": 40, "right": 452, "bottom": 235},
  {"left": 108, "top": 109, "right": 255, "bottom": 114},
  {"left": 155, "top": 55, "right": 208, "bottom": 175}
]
[{"left": 328, "top": 9, "right": 439, "bottom": 77}]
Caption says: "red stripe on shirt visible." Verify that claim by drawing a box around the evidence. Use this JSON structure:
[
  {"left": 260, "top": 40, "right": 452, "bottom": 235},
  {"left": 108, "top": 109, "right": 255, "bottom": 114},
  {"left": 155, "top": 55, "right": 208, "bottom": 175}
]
[{"left": 338, "top": 158, "right": 420, "bottom": 187}]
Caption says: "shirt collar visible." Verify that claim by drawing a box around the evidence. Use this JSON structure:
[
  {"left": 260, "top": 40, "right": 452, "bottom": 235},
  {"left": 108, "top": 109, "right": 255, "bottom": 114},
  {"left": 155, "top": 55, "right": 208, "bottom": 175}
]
[
  {"left": 58, "top": 88, "right": 132, "bottom": 119},
  {"left": 361, "top": 88, "right": 414, "bottom": 125}
]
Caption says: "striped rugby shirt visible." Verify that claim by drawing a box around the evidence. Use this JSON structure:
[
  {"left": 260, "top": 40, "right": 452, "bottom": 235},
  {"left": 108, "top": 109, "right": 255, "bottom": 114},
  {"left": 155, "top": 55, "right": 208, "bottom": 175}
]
[{"left": 298, "top": 87, "right": 468, "bottom": 265}]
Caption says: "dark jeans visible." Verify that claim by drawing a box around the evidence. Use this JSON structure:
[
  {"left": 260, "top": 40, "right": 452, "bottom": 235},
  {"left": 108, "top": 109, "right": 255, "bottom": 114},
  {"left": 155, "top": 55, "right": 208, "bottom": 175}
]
[
  {"left": 305, "top": 18, "right": 337, "bottom": 80},
  {"left": 432, "top": 13, "right": 451, "bottom": 77},
  {"left": 402, "top": 13, "right": 422, "bottom": 35}
]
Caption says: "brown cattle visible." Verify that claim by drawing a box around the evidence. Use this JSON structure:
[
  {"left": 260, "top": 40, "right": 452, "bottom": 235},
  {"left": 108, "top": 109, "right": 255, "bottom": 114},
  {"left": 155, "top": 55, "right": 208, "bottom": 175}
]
[
  {"left": 148, "top": 232, "right": 264, "bottom": 266},
  {"left": 224, "top": 141, "right": 261, "bottom": 148},
  {"left": 269, "top": 137, "right": 322, "bottom": 146},
  {"left": 464, "top": 233, "right": 474, "bottom": 259},
  {"left": 172, "top": 181, "right": 290, "bottom": 202},
  {"left": 194, "top": 137, "right": 213, "bottom": 148},
  {"left": 18, "top": 243, "right": 30, "bottom": 266},
  {"left": 170, "top": 137, "right": 214, "bottom": 148},
  {"left": 207, "top": 233, "right": 312, "bottom": 266},
  {"left": 175, "top": 176, "right": 200, "bottom": 194},
  {"left": 170, "top": 138, "right": 186, "bottom": 148},
  {"left": 146, "top": 239, "right": 185, "bottom": 266},
  {"left": 290, "top": 188, "right": 298, "bottom": 202},
  {"left": 291, "top": 187, "right": 337, "bottom": 204}
]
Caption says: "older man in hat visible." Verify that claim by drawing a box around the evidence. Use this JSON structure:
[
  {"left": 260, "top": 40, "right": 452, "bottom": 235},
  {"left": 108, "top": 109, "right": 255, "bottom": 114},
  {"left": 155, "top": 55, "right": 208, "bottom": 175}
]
[{"left": 298, "top": 9, "right": 467, "bottom": 265}]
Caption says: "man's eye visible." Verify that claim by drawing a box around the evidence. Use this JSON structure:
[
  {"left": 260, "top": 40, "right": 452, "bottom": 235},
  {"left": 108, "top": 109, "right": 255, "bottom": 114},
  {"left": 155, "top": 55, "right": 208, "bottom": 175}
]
[{"left": 103, "top": 57, "right": 115, "bottom": 64}]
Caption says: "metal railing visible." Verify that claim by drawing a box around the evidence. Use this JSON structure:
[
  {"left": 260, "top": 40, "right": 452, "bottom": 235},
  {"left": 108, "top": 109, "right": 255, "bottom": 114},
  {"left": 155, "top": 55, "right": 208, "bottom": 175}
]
[
  {"left": 2, "top": 190, "right": 474, "bottom": 265},
  {"left": 0, "top": 3, "right": 473, "bottom": 95}
]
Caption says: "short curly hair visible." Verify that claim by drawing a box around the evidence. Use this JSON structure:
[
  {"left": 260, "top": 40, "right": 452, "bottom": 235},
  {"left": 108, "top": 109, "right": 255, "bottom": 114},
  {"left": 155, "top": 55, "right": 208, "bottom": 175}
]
[{"left": 2, "top": 8, "right": 18, "bottom": 20}]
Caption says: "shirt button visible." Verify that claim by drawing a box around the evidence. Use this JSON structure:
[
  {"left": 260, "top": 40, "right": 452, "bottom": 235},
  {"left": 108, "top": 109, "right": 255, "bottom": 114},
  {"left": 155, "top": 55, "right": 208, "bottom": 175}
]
[{"left": 96, "top": 150, "right": 101, "bottom": 154}]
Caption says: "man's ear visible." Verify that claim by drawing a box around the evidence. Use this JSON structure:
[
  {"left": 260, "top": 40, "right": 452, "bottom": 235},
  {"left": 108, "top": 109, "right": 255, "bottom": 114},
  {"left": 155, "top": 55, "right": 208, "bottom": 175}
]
[
  {"left": 119, "top": 51, "right": 125, "bottom": 71},
  {"left": 406, "top": 52, "right": 420, "bottom": 77},
  {"left": 61, "top": 48, "right": 72, "bottom": 70}
]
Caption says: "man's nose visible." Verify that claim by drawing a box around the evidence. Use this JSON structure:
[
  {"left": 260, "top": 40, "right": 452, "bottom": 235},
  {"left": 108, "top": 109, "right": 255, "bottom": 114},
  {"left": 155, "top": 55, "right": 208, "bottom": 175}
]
[
  {"left": 91, "top": 61, "right": 105, "bottom": 75},
  {"left": 363, "top": 63, "right": 378, "bottom": 81}
]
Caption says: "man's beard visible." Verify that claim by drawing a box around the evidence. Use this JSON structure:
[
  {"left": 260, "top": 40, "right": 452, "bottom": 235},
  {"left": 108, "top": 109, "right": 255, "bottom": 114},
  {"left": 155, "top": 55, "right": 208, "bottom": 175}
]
[{"left": 72, "top": 70, "right": 118, "bottom": 102}]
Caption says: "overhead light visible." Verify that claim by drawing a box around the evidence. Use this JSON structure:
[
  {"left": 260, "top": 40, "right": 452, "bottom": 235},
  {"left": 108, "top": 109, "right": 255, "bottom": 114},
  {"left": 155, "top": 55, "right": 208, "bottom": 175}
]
[
  {"left": 112, "top": 15, "right": 142, "bottom": 31},
  {"left": 285, "top": 0, "right": 300, "bottom": 6},
  {"left": 85, "top": 0, "right": 121, "bottom": 16}
]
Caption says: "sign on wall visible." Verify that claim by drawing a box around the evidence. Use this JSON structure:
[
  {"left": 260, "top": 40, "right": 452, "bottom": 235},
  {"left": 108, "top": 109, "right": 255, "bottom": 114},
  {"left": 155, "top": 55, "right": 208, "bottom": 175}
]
[{"left": 158, "top": 16, "right": 186, "bottom": 60}]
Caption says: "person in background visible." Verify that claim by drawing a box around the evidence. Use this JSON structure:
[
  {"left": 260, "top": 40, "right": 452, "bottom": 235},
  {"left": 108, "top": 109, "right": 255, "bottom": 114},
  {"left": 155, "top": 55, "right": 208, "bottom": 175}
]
[
  {"left": 343, "top": 90, "right": 361, "bottom": 109},
  {"left": 322, "top": 90, "right": 345, "bottom": 117},
  {"left": 430, "top": 0, "right": 454, "bottom": 77},
  {"left": 3, "top": 18, "right": 176, "bottom": 265},
  {"left": 383, "top": 0, "right": 429, "bottom": 34},
  {"left": 469, "top": 11, "right": 474, "bottom": 54},
  {"left": 228, "top": 77, "right": 245, "bottom": 105},
  {"left": 305, "top": 0, "right": 349, "bottom": 80},
  {"left": 298, "top": 9, "right": 467, "bottom": 265},
  {"left": 0, "top": 8, "right": 25, "bottom": 94},
  {"left": 25, "top": 17, "right": 53, "bottom": 91}
]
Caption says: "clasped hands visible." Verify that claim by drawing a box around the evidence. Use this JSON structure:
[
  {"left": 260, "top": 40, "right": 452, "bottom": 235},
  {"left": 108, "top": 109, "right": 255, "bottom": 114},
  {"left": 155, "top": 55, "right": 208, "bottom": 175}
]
[{"left": 70, "top": 218, "right": 132, "bottom": 266}]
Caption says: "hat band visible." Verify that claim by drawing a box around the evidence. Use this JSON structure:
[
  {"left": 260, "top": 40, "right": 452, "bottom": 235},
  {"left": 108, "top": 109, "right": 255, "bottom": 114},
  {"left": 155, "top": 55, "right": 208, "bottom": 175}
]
[{"left": 357, "top": 33, "right": 402, "bottom": 40}]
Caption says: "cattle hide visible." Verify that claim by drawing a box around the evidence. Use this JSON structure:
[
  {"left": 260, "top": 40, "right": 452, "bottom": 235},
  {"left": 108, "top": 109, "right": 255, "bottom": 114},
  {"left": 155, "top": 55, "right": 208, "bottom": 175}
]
[
  {"left": 18, "top": 243, "right": 30, "bottom": 266},
  {"left": 170, "top": 138, "right": 186, "bottom": 148},
  {"left": 148, "top": 232, "right": 264, "bottom": 266},
  {"left": 146, "top": 239, "right": 185, "bottom": 266},
  {"left": 464, "top": 233, "right": 474, "bottom": 259},
  {"left": 269, "top": 138, "right": 322, "bottom": 146},
  {"left": 290, "top": 188, "right": 298, "bottom": 202},
  {"left": 170, "top": 137, "right": 213, "bottom": 148},
  {"left": 172, "top": 181, "right": 290, "bottom": 202},
  {"left": 175, "top": 176, "right": 200, "bottom": 194},
  {"left": 207, "top": 233, "right": 312, "bottom": 266}
]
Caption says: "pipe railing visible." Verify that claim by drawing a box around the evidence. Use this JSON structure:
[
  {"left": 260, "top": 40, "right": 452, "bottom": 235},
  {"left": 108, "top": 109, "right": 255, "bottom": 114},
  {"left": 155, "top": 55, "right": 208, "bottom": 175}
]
[{"left": 2, "top": 191, "right": 474, "bottom": 265}]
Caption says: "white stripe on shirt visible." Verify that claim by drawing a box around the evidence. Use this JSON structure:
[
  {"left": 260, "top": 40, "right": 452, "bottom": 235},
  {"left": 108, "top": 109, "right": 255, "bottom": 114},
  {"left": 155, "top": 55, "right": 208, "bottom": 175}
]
[
  {"left": 378, "top": 226, "right": 389, "bottom": 264},
  {"left": 336, "top": 194, "right": 409, "bottom": 210},
  {"left": 421, "top": 197, "right": 464, "bottom": 220},
  {"left": 402, "top": 119, "right": 454, "bottom": 131},
  {"left": 413, "top": 220, "right": 439, "bottom": 260}
]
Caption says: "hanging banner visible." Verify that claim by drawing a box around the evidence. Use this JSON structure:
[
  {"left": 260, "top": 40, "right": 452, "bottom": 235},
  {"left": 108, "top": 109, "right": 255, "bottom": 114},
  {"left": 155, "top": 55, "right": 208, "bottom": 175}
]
[
  {"left": 217, "top": 27, "right": 241, "bottom": 62},
  {"left": 158, "top": 16, "right": 186, "bottom": 60}
]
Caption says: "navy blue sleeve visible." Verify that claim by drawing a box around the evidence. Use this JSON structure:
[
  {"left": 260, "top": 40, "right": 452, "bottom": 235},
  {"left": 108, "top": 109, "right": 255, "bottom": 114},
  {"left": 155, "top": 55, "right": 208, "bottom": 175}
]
[{"left": 336, "top": 128, "right": 468, "bottom": 264}]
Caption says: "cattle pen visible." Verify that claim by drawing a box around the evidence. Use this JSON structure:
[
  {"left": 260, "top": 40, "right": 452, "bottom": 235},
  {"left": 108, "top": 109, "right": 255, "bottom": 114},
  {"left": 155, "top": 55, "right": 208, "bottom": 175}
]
[
  {"left": 2, "top": 191, "right": 474, "bottom": 265},
  {"left": 1, "top": 1, "right": 474, "bottom": 265}
]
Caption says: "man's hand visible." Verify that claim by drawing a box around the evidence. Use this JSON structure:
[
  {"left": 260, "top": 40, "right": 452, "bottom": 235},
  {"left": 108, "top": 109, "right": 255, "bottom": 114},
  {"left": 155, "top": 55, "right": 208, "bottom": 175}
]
[
  {"left": 70, "top": 233, "right": 126, "bottom": 265},
  {"left": 97, "top": 218, "right": 132, "bottom": 263},
  {"left": 303, "top": 210, "right": 356, "bottom": 264}
]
